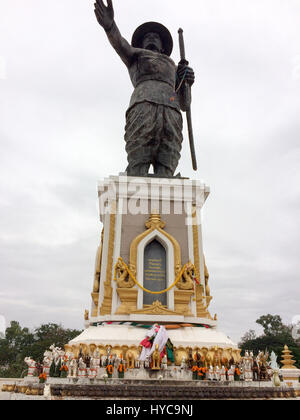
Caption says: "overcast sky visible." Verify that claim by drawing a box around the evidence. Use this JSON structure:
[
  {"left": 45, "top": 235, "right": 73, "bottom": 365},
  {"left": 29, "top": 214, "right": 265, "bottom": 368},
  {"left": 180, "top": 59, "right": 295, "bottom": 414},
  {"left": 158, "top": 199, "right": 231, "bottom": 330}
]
[{"left": 0, "top": 0, "right": 299, "bottom": 344}]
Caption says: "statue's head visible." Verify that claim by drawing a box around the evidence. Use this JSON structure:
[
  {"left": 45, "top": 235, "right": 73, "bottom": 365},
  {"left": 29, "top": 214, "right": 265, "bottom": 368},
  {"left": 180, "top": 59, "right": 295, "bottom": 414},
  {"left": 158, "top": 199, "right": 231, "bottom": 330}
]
[
  {"left": 142, "top": 32, "right": 163, "bottom": 54},
  {"left": 132, "top": 22, "right": 173, "bottom": 56}
]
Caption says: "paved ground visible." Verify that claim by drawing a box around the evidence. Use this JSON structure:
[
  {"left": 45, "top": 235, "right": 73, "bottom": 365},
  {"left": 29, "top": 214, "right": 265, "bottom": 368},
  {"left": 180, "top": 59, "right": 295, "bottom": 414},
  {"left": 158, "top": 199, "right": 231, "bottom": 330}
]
[{"left": 0, "top": 391, "right": 47, "bottom": 400}]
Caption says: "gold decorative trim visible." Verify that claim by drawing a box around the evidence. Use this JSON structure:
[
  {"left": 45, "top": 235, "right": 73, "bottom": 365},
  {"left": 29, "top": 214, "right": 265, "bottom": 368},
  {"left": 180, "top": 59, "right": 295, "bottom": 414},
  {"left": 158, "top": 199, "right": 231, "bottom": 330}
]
[
  {"left": 174, "top": 290, "right": 194, "bottom": 316},
  {"left": 100, "top": 201, "right": 116, "bottom": 315},
  {"left": 192, "top": 205, "right": 212, "bottom": 319},
  {"left": 115, "top": 258, "right": 135, "bottom": 288},
  {"left": 115, "top": 288, "right": 138, "bottom": 314},
  {"left": 93, "top": 228, "right": 104, "bottom": 293},
  {"left": 91, "top": 229, "right": 104, "bottom": 316},
  {"left": 129, "top": 212, "right": 182, "bottom": 278},
  {"left": 133, "top": 300, "right": 181, "bottom": 315}
]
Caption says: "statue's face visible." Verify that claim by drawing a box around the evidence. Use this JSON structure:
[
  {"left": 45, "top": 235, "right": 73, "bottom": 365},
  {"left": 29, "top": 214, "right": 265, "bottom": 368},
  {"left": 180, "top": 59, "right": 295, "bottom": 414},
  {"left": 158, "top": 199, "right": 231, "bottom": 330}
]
[{"left": 142, "top": 32, "right": 163, "bottom": 53}]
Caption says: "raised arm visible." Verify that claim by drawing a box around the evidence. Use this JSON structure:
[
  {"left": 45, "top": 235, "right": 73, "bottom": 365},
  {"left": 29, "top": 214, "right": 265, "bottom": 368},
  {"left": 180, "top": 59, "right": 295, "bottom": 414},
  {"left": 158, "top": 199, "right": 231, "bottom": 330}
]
[{"left": 94, "top": 0, "right": 135, "bottom": 68}]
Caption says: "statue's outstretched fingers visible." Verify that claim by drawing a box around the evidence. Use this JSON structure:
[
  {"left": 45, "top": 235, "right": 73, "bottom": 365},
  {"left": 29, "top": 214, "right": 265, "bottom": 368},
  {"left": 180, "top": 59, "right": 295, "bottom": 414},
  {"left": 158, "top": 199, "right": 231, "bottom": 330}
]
[
  {"left": 96, "top": 0, "right": 105, "bottom": 8},
  {"left": 95, "top": 1, "right": 104, "bottom": 13}
]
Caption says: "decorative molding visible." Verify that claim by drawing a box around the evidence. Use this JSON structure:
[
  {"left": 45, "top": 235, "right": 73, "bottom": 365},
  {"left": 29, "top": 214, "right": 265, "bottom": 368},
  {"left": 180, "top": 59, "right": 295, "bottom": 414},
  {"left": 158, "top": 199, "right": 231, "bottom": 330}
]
[
  {"left": 174, "top": 290, "right": 194, "bottom": 316},
  {"left": 115, "top": 288, "right": 138, "bottom": 314},
  {"left": 192, "top": 205, "right": 212, "bottom": 319},
  {"left": 100, "top": 201, "right": 116, "bottom": 315},
  {"left": 133, "top": 300, "right": 181, "bottom": 315}
]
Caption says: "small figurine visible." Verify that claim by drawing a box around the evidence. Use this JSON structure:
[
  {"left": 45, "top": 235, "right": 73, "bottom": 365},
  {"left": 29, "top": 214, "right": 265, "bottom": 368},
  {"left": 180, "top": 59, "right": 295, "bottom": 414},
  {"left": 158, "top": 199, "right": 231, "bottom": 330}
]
[
  {"left": 152, "top": 344, "right": 161, "bottom": 370},
  {"left": 144, "top": 356, "right": 150, "bottom": 369},
  {"left": 208, "top": 365, "right": 214, "bottom": 381},
  {"left": 228, "top": 365, "right": 235, "bottom": 382},
  {"left": 162, "top": 354, "right": 168, "bottom": 371},
  {"left": 220, "top": 365, "right": 226, "bottom": 381},
  {"left": 78, "top": 358, "right": 87, "bottom": 378},
  {"left": 24, "top": 357, "right": 37, "bottom": 377},
  {"left": 126, "top": 351, "right": 135, "bottom": 369},
  {"left": 69, "top": 358, "right": 78, "bottom": 378}
]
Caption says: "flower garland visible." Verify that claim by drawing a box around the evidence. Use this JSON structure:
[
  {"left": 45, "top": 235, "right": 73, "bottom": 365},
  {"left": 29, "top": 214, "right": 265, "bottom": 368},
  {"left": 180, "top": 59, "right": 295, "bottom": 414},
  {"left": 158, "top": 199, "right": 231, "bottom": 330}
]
[
  {"left": 117, "top": 364, "right": 126, "bottom": 373},
  {"left": 106, "top": 364, "right": 114, "bottom": 376},
  {"left": 39, "top": 373, "right": 47, "bottom": 383},
  {"left": 114, "top": 257, "right": 194, "bottom": 295}
]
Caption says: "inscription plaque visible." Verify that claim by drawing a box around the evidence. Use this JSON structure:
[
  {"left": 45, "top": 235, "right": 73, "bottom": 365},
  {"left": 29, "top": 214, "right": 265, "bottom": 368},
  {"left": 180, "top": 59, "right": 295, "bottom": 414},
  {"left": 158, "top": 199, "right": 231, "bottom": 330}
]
[{"left": 143, "top": 239, "right": 167, "bottom": 306}]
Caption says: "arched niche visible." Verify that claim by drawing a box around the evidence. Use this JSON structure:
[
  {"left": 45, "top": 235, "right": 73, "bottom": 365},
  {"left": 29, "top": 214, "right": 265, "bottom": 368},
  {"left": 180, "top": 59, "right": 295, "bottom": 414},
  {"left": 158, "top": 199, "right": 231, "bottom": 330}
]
[{"left": 136, "top": 228, "right": 175, "bottom": 310}]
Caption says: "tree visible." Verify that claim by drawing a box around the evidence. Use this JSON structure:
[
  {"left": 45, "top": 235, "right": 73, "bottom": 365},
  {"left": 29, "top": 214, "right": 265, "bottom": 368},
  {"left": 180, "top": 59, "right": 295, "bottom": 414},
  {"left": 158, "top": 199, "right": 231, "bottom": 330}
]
[
  {"left": 239, "top": 314, "right": 300, "bottom": 369},
  {"left": 256, "top": 314, "right": 286, "bottom": 336},
  {"left": 239, "top": 329, "right": 256, "bottom": 346},
  {"left": 0, "top": 321, "right": 82, "bottom": 378}
]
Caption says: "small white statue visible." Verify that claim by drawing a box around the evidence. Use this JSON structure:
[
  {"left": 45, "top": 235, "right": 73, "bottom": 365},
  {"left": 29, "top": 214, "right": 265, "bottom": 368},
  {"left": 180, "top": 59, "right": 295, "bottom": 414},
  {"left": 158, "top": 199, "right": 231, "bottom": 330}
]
[
  {"left": 270, "top": 351, "right": 279, "bottom": 370},
  {"left": 162, "top": 354, "right": 168, "bottom": 371},
  {"left": 243, "top": 351, "right": 253, "bottom": 382},
  {"left": 180, "top": 356, "right": 186, "bottom": 370},
  {"left": 43, "top": 384, "right": 51, "bottom": 400},
  {"left": 69, "top": 358, "right": 78, "bottom": 378},
  {"left": 88, "top": 357, "right": 98, "bottom": 379},
  {"left": 144, "top": 356, "right": 150, "bottom": 369},
  {"left": 24, "top": 357, "right": 37, "bottom": 377},
  {"left": 214, "top": 366, "right": 221, "bottom": 381},
  {"left": 272, "top": 368, "right": 281, "bottom": 387},
  {"left": 220, "top": 365, "right": 226, "bottom": 381},
  {"left": 208, "top": 365, "right": 214, "bottom": 381},
  {"left": 101, "top": 354, "right": 107, "bottom": 368},
  {"left": 42, "top": 355, "right": 52, "bottom": 377},
  {"left": 228, "top": 365, "right": 235, "bottom": 382},
  {"left": 78, "top": 358, "right": 87, "bottom": 378}
]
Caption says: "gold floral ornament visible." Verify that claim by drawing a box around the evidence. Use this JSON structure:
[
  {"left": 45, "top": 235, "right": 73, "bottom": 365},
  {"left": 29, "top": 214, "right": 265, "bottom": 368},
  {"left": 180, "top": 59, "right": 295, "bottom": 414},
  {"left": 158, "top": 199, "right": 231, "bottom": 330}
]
[
  {"left": 176, "top": 262, "right": 195, "bottom": 290},
  {"left": 114, "top": 258, "right": 135, "bottom": 288}
]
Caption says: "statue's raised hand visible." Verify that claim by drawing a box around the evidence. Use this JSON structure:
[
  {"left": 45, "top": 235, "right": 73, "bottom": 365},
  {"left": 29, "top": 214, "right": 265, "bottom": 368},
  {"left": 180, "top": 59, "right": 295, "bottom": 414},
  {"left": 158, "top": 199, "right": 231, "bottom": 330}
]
[{"left": 94, "top": 0, "right": 114, "bottom": 31}]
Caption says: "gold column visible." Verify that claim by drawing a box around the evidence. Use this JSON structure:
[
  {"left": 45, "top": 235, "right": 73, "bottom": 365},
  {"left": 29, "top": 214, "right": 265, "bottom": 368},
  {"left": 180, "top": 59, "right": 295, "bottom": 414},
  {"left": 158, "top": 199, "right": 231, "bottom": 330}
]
[{"left": 192, "top": 205, "right": 212, "bottom": 318}]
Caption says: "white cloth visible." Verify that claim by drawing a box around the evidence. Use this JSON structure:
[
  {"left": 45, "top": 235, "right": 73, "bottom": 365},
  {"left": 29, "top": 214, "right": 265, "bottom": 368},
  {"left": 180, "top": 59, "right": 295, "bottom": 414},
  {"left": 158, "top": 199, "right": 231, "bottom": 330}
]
[
  {"left": 139, "top": 325, "right": 168, "bottom": 361},
  {"left": 149, "top": 326, "right": 168, "bottom": 356}
]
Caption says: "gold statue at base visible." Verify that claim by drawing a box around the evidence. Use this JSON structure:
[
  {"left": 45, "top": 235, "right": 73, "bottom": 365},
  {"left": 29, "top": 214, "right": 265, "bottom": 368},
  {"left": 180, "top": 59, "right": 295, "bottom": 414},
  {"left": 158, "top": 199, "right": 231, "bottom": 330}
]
[{"left": 152, "top": 344, "right": 161, "bottom": 370}]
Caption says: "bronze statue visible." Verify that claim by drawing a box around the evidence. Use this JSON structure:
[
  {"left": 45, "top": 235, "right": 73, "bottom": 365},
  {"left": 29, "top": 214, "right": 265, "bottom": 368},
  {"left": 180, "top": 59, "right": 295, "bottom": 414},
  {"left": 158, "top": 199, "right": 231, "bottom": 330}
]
[{"left": 94, "top": 0, "right": 195, "bottom": 177}]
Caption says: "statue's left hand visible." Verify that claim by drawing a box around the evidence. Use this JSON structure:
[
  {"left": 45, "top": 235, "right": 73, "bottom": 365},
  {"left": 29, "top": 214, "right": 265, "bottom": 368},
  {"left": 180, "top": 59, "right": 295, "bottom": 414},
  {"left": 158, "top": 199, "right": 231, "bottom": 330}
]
[{"left": 177, "top": 64, "right": 195, "bottom": 86}]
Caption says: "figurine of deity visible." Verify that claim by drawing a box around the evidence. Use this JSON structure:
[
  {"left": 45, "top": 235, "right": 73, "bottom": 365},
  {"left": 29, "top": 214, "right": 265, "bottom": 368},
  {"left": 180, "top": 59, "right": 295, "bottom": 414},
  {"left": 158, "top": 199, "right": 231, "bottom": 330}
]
[
  {"left": 162, "top": 354, "right": 168, "bottom": 371},
  {"left": 243, "top": 351, "right": 253, "bottom": 382},
  {"left": 220, "top": 365, "right": 226, "bottom": 381},
  {"left": 151, "top": 345, "right": 161, "bottom": 370},
  {"left": 214, "top": 365, "right": 221, "bottom": 381},
  {"left": 42, "top": 355, "right": 52, "bottom": 377},
  {"left": 88, "top": 357, "right": 98, "bottom": 379},
  {"left": 69, "top": 358, "right": 78, "bottom": 378},
  {"left": 78, "top": 358, "right": 87, "bottom": 378},
  {"left": 24, "top": 357, "right": 37, "bottom": 377},
  {"left": 208, "top": 365, "right": 214, "bottom": 381},
  {"left": 144, "top": 356, "right": 150, "bottom": 369},
  {"left": 228, "top": 365, "right": 235, "bottom": 382}
]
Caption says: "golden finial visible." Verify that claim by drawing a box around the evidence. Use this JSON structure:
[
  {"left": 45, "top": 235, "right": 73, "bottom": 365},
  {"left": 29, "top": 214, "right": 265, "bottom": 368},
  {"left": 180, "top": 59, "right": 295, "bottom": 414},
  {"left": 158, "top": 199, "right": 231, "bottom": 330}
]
[
  {"left": 281, "top": 344, "right": 296, "bottom": 369},
  {"left": 145, "top": 211, "right": 165, "bottom": 229}
]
